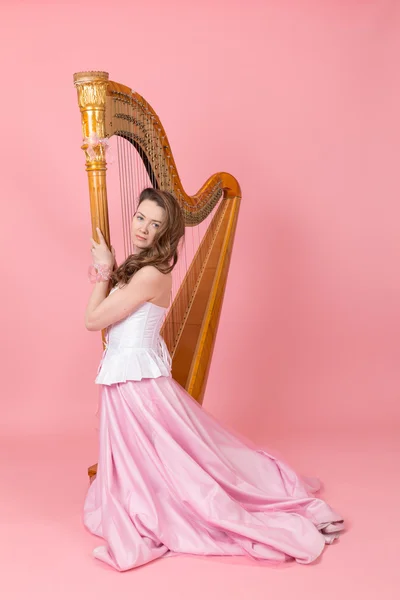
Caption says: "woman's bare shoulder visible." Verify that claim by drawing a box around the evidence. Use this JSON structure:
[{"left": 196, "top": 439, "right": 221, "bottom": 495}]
[{"left": 134, "top": 265, "right": 171, "bottom": 281}]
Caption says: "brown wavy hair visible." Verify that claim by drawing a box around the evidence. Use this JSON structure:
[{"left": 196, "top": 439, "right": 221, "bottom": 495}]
[{"left": 110, "top": 188, "right": 185, "bottom": 287}]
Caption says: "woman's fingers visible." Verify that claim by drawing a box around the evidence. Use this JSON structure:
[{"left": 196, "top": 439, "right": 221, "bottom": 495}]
[
  {"left": 91, "top": 228, "right": 107, "bottom": 247},
  {"left": 96, "top": 227, "right": 107, "bottom": 244}
]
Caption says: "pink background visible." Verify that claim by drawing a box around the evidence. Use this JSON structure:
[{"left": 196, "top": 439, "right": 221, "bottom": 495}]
[
  {"left": 1, "top": 0, "right": 399, "bottom": 437},
  {"left": 0, "top": 1, "right": 399, "bottom": 598}
]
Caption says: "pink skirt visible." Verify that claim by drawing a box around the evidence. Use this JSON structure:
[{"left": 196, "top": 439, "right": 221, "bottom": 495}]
[{"left": 83, "top": 376, "right": 344, "bottom": 571}]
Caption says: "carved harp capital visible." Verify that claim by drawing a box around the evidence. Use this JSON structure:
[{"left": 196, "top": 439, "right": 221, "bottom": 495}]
[
  {"left": 73, "top": 71, "right": 109, "bottom": 109},
  {"left": 73, "top": 71, "right": 110, "bottom": 165}
]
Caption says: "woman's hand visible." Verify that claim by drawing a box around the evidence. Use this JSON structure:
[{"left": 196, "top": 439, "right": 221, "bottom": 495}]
[{"left": 90, "top": 227, "right": 115, "bottom": 268}]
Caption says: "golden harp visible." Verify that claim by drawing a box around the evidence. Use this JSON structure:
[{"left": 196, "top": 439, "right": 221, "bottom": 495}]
[{"left": 73, "top": 71, "right": 241, "bottom": 480}]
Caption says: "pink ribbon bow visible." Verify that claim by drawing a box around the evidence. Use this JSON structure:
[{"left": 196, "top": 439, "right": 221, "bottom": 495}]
[{"left": 83, "top": 133, "right": 113, "bottom": 163}]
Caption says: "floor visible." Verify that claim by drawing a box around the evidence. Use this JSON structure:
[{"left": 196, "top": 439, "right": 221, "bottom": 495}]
[{"left": 1, "top": 428, "right": 398, "bottom": 600}]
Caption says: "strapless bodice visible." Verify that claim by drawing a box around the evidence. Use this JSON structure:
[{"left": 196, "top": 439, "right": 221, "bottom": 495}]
[{"left": 95, "top": 297, "right": 171, "bottom": 385}]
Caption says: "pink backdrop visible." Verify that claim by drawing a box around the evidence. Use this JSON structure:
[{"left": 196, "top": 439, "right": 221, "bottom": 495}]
[{"left": 1, "top": 0, "right": 399, "bottom": 439}]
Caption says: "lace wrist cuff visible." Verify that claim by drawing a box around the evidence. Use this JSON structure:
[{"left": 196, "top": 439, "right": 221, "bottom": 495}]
[{"left": 88, "top": 263, "right": 112, "bottom": 283}]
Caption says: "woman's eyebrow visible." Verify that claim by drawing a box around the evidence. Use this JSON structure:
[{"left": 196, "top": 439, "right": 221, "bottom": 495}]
[{"left": 137, "top": 211, "right": 162, "bottom": 223}]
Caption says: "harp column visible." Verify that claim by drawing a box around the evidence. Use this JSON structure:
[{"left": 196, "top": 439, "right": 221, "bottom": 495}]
[{"left": 73, "top": 71, "right": 111, "bottom": 247}]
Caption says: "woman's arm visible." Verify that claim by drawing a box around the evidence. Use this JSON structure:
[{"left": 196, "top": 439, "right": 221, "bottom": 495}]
[
  {"left": 85, "top": 266, "right": 164, "bottom": 331},
  {"left": 85, "top": 280, "right": 111, "bottom": 330}
]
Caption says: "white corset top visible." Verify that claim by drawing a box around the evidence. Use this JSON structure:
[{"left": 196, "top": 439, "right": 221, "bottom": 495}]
[{"left": 95, "top": 298, "right": 171, "bottom": 385}]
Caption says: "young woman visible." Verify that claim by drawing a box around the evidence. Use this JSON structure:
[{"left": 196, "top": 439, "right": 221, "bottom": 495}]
[{"left": 83, "top": 187, "right": 344, "bottom": 571}]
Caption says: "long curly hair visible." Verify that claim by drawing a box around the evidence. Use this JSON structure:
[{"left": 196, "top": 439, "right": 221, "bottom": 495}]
[{"left": 110, "top": 188, "right": 185, "bottom": 287}]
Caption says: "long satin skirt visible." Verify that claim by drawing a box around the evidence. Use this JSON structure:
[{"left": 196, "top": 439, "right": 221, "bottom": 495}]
[{"left": 83, "top": 377, "right": 344, "bottom": 571}]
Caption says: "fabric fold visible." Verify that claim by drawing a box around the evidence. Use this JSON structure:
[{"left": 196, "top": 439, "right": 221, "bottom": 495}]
[{"left": 84, "top": 377, "right": 344, "bottom": 571}]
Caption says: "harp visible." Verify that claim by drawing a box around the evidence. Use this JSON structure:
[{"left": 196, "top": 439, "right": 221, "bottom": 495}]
[{"left": 73, "top": 71, "right": 241, "bottom": 480}]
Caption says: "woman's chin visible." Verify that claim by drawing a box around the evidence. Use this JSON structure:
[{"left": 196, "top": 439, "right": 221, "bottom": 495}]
[{"left": 132, "top": 242, "right": 147, "bottom": 254}]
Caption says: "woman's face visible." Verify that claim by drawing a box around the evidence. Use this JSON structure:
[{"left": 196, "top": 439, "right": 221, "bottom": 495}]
[{"left": 131, "top": 199, "right": 166, "bottom": 251}]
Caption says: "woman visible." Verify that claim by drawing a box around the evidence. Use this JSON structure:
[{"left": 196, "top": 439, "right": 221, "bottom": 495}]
[{"left": 84, "top": 187, "right": 344, "bottom": 571}]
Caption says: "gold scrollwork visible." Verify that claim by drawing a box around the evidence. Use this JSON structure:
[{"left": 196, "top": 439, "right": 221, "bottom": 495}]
[{"left": 75, "top": 81, "right": 107, "bottom": 110}]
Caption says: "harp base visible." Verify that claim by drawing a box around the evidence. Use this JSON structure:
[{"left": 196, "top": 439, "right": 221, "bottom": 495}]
[{"left": 88, "top": 463, "right": 98, "bottom": 482}]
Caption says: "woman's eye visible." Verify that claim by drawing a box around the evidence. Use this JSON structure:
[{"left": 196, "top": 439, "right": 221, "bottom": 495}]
[
  {"left": 136, "top": 216, "right": 143, "bottom": 221},
  {"left": 153, "top": 223, "right": 159, "bottom": 228}
]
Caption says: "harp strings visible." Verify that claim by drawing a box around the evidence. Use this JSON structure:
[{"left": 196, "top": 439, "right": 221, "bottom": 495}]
[{"left": 112, "top": 94, "right": 223, "bottom": 353}]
